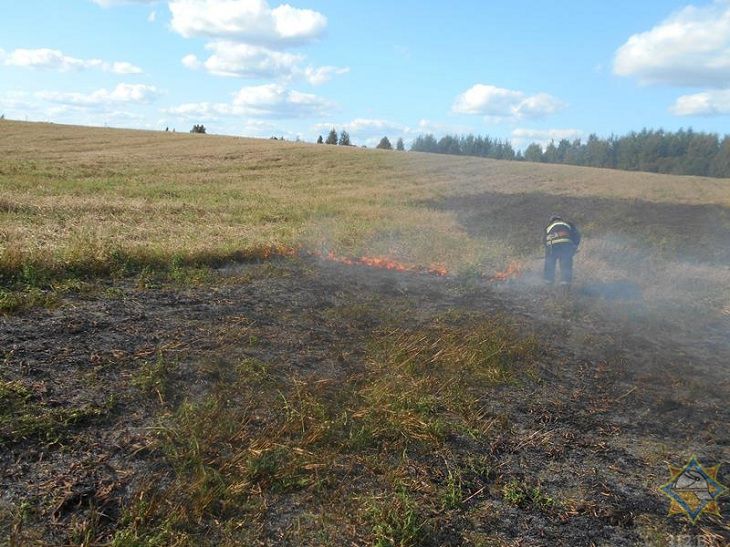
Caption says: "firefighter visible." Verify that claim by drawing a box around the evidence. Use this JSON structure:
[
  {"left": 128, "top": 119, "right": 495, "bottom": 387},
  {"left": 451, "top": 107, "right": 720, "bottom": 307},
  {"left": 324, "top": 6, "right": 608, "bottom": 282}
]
[{"left": 544, "top": 215, "right": 581, "bottom": 288}]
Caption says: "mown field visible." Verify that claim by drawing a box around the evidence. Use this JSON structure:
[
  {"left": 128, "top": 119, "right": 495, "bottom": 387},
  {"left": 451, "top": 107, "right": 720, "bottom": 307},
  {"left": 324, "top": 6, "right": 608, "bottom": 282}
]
[
  {"left": 1, "top": 121, "right": 729, "bottom": 546},
  {"left": 2, "top": 121, "right": 729, "bottom": 293}
]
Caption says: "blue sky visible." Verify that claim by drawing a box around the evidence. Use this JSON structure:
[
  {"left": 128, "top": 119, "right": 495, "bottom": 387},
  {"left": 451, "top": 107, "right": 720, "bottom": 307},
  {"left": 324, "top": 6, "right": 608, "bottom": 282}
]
[{"left": 2, "top": 0, "right": 730, "bottom": 147}]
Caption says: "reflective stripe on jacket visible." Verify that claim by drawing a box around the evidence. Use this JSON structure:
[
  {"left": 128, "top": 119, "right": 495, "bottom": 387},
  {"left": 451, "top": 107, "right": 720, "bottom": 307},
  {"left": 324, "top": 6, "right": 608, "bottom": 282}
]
[{"left": 545, "top": 221, "right": 577, "bottom": 247}]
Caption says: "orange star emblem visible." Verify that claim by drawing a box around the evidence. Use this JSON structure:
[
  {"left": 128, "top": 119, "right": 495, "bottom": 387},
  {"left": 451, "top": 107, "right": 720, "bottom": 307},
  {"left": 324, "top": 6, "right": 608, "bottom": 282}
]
[{"left": 659, "top": 455, "right": 727, "bottom": 525}]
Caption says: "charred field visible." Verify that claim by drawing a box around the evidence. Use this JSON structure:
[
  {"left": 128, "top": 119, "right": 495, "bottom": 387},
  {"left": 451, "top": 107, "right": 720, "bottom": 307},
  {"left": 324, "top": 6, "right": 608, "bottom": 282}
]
[{"left": 1, "top": 121, "right": 729, "bottom": 546}]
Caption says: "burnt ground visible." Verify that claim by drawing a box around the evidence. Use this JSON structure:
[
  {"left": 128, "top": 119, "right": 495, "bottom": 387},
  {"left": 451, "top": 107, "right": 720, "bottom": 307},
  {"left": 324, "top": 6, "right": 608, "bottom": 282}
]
[{"left": 1, "top": 256, "right": 729, "bottom": 546}]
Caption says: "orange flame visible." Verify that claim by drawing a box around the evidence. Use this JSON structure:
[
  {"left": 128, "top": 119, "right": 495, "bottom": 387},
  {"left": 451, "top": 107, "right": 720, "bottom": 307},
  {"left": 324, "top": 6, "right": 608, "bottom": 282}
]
[
  {"left": 318, "top": 250, "right": 448, "bottom": 276},
  {"left": 492, "top": 260, "right": 523, "bottom": 281}
]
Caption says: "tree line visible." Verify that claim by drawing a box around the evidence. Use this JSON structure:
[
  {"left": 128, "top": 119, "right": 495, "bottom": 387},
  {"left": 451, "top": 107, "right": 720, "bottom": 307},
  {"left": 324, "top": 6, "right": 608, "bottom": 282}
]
[
  {"left": 408, "top": 128, "right": 730, "bottom": 178},
  {"left": 410, "top": 134, "right": 516, "bottom": 160},
  {"left": 317, "top": 128, "right": 405, "bottom": 150}
]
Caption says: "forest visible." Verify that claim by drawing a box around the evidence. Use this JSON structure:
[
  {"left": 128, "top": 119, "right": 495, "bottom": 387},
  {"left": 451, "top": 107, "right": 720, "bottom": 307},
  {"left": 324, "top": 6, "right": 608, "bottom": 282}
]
[{"left": 410, "top": 129, "right": 730, "bottom": 178}]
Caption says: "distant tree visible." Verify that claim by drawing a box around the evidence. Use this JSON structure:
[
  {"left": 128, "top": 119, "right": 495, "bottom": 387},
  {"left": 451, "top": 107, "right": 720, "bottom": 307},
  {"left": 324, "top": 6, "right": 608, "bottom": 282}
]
[
  {"left": 190, "top": 124, "right": 206, "bottom": 134},
  {"left": 338, "top": 130, "right": 351, "bottom": 146},
  {"left": 405, "top": 128, "right": 730, "bottom": 177},
  {"left": 376, "top": 136, "right": 392, "bottom": 150},
  {"left": 556, "top": 139, "right": 570, "bottom": 162},
  {"left": 438, "top": 135, "right": 460, "bottom": 155},
  {"left": 0, "top": 114, "right": 5, "bottom": 120},
  {"left": 316, "top": 135, "right": 324, "bottom": 144},
  {"left": 498, "top": 139, "right": 516, "bottom": 160},
  {"left": 524, "top": 143, "right": 543, "bottom": 162},
  {"left": 396, "top": 137, "right": 405, "bottom": 151},
  {"left": 165, "top": 126, "right": 169, "bottom": 132},
  {"left": 543, "top": 141, "right": 558, "bottom": 163},
  {"left": 710, "top": 136, "right": 730, "bottom": 177},
  {"left": 326, "top": 128, "right": 338, "bottom": 145},
  {"left": 684, "top": 133, "right": 717, "bottom": 176},
  {"left": 585, "top": 134, "right": 612, "bottom": 167},
  {"left": 410, "top": 134, "right": 438, "bottom": 153}
]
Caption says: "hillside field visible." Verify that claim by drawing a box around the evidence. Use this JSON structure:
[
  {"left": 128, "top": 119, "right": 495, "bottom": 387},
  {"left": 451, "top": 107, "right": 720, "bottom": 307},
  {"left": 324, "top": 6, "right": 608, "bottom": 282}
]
[{"left": 1, "top": 121, "right": 729, "bottom": 546}]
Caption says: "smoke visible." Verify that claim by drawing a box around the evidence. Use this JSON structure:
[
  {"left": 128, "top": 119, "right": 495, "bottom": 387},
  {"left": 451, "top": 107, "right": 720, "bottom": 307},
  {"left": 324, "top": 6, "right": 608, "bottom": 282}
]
[{"left": 495, "top": 229, "right": 730, "bottom": 371}]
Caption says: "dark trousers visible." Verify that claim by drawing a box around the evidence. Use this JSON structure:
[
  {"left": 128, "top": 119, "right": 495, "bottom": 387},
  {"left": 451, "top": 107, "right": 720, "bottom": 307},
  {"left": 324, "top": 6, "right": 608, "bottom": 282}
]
[{"left": 544, "top": 244, "right": 575, "bottom": 285}]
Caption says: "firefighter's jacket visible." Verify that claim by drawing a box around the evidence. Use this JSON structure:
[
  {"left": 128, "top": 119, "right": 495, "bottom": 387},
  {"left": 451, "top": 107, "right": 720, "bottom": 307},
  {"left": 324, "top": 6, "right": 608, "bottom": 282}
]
[{"left": 544, "top": 219, "right": 581, "bottom": 249}]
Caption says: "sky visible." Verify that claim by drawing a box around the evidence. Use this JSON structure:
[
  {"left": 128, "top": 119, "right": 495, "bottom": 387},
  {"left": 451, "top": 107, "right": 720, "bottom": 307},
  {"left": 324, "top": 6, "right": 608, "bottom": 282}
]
[{"left": 3, "top": 0, "right": 730, "bottom": 147}]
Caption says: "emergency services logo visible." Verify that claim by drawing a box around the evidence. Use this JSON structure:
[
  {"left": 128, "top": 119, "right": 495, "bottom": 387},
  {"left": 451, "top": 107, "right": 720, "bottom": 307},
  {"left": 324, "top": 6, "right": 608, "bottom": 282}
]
[{"left": 659, "top": 455, "right": 727, "bottom": 524}]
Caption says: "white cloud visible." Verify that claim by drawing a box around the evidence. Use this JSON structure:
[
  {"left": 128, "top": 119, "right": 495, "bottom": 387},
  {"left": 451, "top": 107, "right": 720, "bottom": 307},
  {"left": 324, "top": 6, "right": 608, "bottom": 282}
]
[
  {"left": 165, "top": 83, "right": 332, "bottom": 120},
  {"left": 614, "top": 1, "right": 730, "bottom": 87},
  {"left": 511, "top": 128, "right": 583, "bottom": 149},
  {"left": 412, "top": 118, "right": 475, "bottom": 136},
  {"left": 111, "top": 61, "right": 144, "bottom": 74},
  {"left": 313, "top": 118, "right": 405, "bottom": 142},
  {"left": 334, "top": 119, "right": 406, "bottom": 147},
  {"left": 670, "top": 89, "right": 730, "bottom": 115},
  {"left": 38, "top": 83, "right": 160, "bottom": 107},
  {"left": 164, "top": 101, "right": 231, "bottom": 121},
  {"left": 0, "top": 90, "right": 32, "bottom": 113},
  {"left": 232, "top": 83, "right": 331, "bottom": 117},
  {"left": 182, "top": 54, "right": 202, "bottom": 70},
  {"left": 92, "top": 0, "right": 157, "bottom": 6},
  {"left": 185, "top": 41, "right": 303, "bottom": 77},
  {"left": 453, "top": 84, "right": 565, "bottom": 120},
  {"left": 311, "top": 118, "right": 477, "bottom": 147},
  {"left": 169, "top": 0, "right": 327, "bottom": 46},
  {"left": 2, "top": 48, "right": 142, "bottom": 74},
  {"left": 303, "top": 65, "right": 349, "bottom": 85},
  {"left": 148, "top": 10, "right": 157, "bottom": 22},
  {"left": 181, "top": 40, "right": 348, "bottom": 84},
  {"left": 0, "top": 89, "right": 151, "bottom": 127}
]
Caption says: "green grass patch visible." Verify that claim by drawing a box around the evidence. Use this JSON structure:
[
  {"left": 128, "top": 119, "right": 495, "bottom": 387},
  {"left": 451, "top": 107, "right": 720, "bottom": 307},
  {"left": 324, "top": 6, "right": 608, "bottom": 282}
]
[
  {"left": 107, "top": 312, "right": 537, "bottom": 544},
  {"left": 0, "top": 380, "right": 116, "bottom": 446},
  {"left": 366, "top": 490, "right": 431, "bottom": 547},
  {"left": 132, "top": 353, "right": 179, "bottom": 404},
  {"left": 501, "top": 479, "right": 556, "bottom": 511}
]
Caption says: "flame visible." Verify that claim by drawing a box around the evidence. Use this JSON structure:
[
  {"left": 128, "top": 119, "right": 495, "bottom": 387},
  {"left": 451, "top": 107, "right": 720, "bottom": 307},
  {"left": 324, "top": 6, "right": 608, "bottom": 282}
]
[
  {"left": 318, "top": 250, "right": 448, "bottom": 276},
  {"left": 492, "top": 260, "right": 523, "bottom": 281},
  {"left": 248, "top": 244, "right": 527, "bottom": 283},
  {"left": 247, "top": 243, "right": 448, "bottom": 276},
  {"left": 257, "top": 244, "right": 298, "bottom": 259}
]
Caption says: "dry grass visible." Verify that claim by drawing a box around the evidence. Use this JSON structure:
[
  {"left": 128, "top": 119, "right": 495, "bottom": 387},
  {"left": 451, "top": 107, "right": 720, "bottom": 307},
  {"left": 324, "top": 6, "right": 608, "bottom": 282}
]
[
  {"left": 105, "top": 313, "right": 536, "bottom": 546},
  {"left": 2, "top": 120, "right": 729, "bottom": 292}
]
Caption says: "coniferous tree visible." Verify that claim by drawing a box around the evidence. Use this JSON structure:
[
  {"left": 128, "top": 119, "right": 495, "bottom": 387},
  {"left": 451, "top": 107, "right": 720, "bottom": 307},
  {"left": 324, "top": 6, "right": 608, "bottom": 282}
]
[
  {"left": 338, "top": 130, "right": 351, "bottom": 146},
  {"left": 410, "top": 134, "right": 438, "bottom": 152},
  {"left": 325, "top": 128, "right": 338, "bottom": 145},
  {"left": 316, "top": 135, "right": 324, "bottom": 144},
  {"left": 710, "top": 136, "right": 730, "bottom": 177},
  {"left": 556, "top": 139, "right": 570, "bottom": 163},
  {"left": 396, "top": 137, "right": 405, "bottom": 151},
  {"left": 524, "top": 143, "right": 543, "bottom": 162},
  {"left": 543, "top": 141, "right": 558, "bottom": 163},
  {"left": 376, "top": 136, "right": 392, "bottom": 150},
  {"left": 404, "top": 128, "right": 730, "bottom": 177}
]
